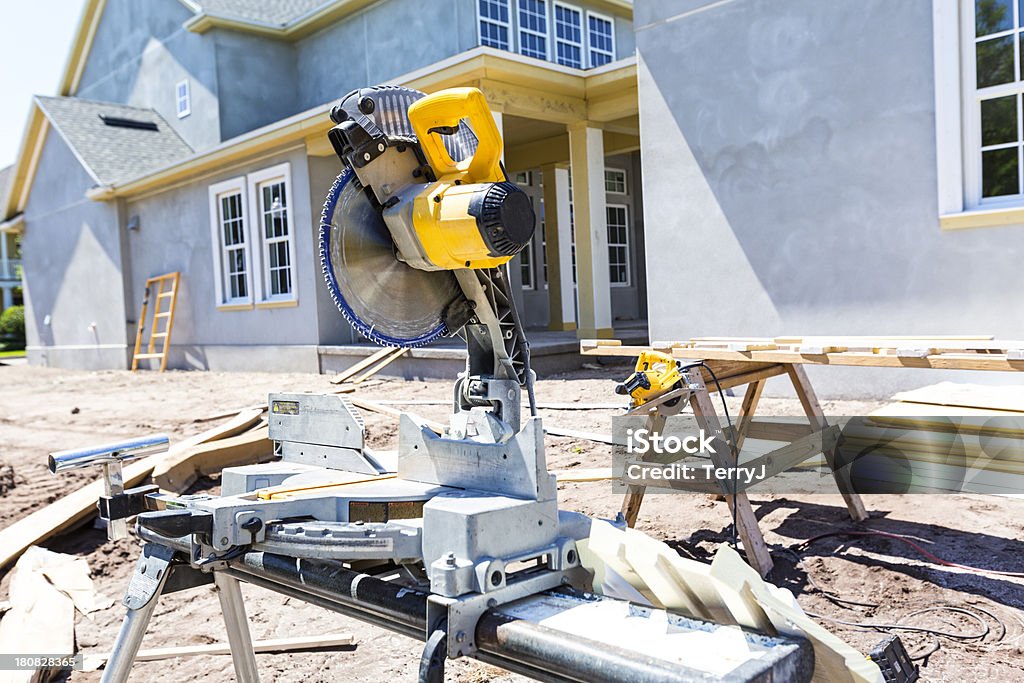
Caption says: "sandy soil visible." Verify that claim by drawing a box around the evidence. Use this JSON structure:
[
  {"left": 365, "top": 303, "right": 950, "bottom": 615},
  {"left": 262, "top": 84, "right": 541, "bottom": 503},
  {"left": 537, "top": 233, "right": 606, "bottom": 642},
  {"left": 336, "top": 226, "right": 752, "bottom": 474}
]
[{"left": 1, "top": 363, "right": 1022, "bottom": 682}]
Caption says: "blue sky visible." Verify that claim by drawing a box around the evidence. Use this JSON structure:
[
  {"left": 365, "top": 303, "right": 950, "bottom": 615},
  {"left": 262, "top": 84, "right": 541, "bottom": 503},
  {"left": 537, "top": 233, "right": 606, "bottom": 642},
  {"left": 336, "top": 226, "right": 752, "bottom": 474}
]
[{"left": 0, "top": 1, "right": 86, "bottom": 169}]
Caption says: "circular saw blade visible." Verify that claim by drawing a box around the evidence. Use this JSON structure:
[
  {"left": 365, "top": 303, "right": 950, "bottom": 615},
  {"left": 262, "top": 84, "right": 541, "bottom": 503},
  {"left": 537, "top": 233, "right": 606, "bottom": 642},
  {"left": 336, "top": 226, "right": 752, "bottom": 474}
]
[{"left": 319, "top": 168, "right": 461, "bottom": 347}]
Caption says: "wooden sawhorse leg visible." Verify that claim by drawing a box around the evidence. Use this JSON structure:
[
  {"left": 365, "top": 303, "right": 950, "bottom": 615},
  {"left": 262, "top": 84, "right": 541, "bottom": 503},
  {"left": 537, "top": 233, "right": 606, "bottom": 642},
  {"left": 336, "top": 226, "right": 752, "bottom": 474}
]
[
  {"left": 619, "top": 410, "right": 667, "bottom": 528},
  {"left": 786, "top": 365, "right": 869, "bottom": 522}
]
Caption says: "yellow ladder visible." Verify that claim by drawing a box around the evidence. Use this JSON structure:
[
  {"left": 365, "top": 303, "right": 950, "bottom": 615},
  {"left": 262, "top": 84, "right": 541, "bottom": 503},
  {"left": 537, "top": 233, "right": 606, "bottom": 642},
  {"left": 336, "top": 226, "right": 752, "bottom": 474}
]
[{"left": 131, "top": 272, "right": 180, "bottom": 372}]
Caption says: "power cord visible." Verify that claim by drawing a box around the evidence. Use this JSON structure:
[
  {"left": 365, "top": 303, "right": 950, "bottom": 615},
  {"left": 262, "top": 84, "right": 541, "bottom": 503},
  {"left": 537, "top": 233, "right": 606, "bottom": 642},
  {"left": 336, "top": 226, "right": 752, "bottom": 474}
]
[{"left": 679, "top": 361, "right": 740, "bottom": 550}]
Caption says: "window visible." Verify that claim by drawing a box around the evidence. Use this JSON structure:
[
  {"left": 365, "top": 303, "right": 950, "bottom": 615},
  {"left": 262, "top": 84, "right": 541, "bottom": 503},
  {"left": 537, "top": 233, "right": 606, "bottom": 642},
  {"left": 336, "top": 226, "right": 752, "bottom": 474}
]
[
  {"left": 521, "top": 196, "right": 536, "bottom": 289},
  {"left": 208, "top": 178, "right": 251, "bottom": 306},
  {"left": 606, "top": 204, "right": 630, "bottom": 286},
  {"left": 176, "top": 79, "right": 190, "bottom": 118},
  {"left": 248, "top": 163, "right": 297, "bottom": 303},
  {"left": 554, "top": 3, "right": 583, "bottom": 68},
  {"left": 604, "top": 167, "right": 627, "bottom": 194},
  {"left": 519, "top": 0, "right": 548, "bottom": 60},
  {"left": 587, "top": 11, "right": 615, "bottom": 67},
  {"left": 479, "top": 0, "right": 511, "bottom": 50},
  {"left": 515, "top": 171, "right": 533, "bottom": 185}
]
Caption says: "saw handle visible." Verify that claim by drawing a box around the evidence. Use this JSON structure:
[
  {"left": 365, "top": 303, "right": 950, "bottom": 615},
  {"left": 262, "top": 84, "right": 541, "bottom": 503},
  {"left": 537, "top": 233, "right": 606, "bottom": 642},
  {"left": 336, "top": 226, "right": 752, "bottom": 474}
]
[{"left": 407, "top": 87, "right": 504, "bottom": 183}]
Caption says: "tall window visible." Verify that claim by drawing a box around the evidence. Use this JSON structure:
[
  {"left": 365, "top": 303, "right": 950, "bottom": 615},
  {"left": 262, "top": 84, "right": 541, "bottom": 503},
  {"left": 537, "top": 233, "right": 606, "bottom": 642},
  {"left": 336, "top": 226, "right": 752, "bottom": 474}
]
[
  {"left": 479, "top": 0, "right": 511, "bottom": 50},
  {"left": 587, "top": 12, "right": 615, "bottom": 67},
  {"left": 969, "top": 0, "right": 1024, "bottom": 202},
  {"left": 176, "top": 79, "right": 191, "bottom": 118},
  {"left": 606, "top": 204, "right": 630, "bottom": 286},
  {"left": 519, "top": 0, "right": 548, "bottom": 60},
  {"left": 554, "top": 3, "right": 583, "bottom": 68},
  {"left": 249, "top": 164, "right": 297, "bottom": 303},
  {"left": 208, "top": 178, "right": 250, "bottom": 306}
]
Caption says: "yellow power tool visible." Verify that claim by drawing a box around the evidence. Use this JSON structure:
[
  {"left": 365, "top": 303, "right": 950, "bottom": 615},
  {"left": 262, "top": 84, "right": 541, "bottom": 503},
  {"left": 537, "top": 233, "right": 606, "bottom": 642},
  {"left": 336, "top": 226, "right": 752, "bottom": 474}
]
[{"left": 615, "top": 351, "right": 686, "bottom": 407}]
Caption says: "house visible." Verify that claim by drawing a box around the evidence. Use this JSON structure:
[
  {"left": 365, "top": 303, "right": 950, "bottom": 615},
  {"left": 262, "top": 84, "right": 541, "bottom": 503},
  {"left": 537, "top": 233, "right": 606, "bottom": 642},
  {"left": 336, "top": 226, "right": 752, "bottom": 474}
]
[
  {"left": 0, "top": 166, "right": 22, "bottom": 313},
  {"left": 635, "top": 0, "right": 1024, "bottom": 396},
  {"left": 2, "top": 0, "right": 644, "bottom": 372}
]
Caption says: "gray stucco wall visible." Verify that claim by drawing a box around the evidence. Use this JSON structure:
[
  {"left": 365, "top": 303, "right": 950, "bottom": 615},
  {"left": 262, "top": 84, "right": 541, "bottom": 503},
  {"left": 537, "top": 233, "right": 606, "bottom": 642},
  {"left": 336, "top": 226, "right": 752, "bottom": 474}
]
[
  {"left": 76, "top": 0, "right": 220, "bottom": 151},
  {"left": 22, "top": 132, "right": 129, "bottom": 369},
  {"left": 123, "top": 147, "right": 323, "bottom": 371},
  {"left": 294, "top": 0, "right": 478, "bottom": 112},
  {"left": 636, "top": 0, "right": 1024, "bottom": 397},
  {"left": 212, "top": 30, "right": 298, "bottom": 141}
]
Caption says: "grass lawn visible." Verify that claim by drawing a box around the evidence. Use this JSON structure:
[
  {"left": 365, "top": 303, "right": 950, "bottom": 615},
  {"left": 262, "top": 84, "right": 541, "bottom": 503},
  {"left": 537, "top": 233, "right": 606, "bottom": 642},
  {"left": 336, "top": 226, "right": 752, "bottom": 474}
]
[{"left": 0, "top": 349, "right": 26, "bottom": 358}]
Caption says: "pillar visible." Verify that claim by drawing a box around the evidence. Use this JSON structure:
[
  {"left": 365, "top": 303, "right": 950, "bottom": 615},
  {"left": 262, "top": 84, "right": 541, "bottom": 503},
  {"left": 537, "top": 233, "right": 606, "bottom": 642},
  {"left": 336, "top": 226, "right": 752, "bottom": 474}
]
[
  {"left": 568, "top": 122, "right": 613, "bottom": 339},
  {"left": 541, "top": 164, "right": 577, "bottom": 330}
]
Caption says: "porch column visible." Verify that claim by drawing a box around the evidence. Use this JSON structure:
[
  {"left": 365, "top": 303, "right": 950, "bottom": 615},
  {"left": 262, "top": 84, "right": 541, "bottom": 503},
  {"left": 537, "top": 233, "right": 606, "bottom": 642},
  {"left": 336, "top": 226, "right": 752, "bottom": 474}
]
[
  {"left": 0, "top": 234, "right": 8, "bottom": 279},
  {"left": 1, "top": 287, "right": 11, "bottom": 311},
  {"left": 568, "top": 122, "right": 613, "bottom": 339},
  {"left": 541, "top": 164, "right": 576, "bottom": 330}
]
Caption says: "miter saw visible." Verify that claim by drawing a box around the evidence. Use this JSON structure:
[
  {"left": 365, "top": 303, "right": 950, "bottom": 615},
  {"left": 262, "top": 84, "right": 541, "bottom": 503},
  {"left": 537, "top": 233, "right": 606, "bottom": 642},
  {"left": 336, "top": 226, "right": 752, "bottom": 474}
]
[{"left": 49, "top": 86, "right": 815, "bottom": 683}]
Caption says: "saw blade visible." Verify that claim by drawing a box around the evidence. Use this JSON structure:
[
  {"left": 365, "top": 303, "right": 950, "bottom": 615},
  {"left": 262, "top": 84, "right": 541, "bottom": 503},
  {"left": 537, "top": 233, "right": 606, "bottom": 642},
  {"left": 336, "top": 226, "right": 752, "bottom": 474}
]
[{"left": 319, "top": 168, "right": 462, "bottom": 347}]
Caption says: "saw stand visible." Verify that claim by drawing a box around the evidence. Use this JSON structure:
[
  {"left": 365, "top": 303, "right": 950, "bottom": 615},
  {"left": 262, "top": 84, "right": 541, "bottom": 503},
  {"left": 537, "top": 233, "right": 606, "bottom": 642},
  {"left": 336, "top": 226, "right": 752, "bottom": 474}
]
[{"left": 619, "top": 366, "right": 775, "bottom": 576}]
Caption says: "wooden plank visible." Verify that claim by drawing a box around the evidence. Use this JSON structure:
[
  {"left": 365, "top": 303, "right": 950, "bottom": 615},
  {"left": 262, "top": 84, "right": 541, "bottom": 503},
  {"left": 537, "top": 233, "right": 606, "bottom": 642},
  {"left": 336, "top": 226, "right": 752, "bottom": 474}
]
[
  {"left": 353, "top": 347, "right": 406, "bottom": 384},
  {"left": 684, "top": 367, "right": 774, "bottom": 577},
  {"left": 348, "top": 397, "right": 446, "bottom": 434},
  {"left": 544, "top": 426, "right": 616, "bottom": 444},
  {"left": 671, "top": 347, "right": 1024, "bottom": 372},
  {"left": 0, "top": 410, "right": 262, "bottom": 571},
  {"left": 868, "top": 401, "right": 1024, "bottom": 439},
  {"left": 82, "top": 633, "right": 356, "bottom": 671},
  {"left": 619, "top": 411, "right": 666, "bottom": 528},
  {"left": 786, "top": 365, "right": 868, "bottom": 522},
  {"left": 330, "top": 347, "right": 396, "bottom": 384},
  {"left": 152, "top": 425, "right": 274, "bottom": 492},
  {"left": 892, "top": 381, "right": 1024, "bottom": 413},
  {"left": 552, "top": 467, "right": 614, "bottom": 482}
]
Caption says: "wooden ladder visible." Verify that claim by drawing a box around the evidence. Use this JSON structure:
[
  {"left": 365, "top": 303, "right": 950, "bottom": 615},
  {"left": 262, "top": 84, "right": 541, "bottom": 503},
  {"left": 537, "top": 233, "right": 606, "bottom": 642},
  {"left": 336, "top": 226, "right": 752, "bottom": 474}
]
[{"left": 131, "top": 272, "right": 180, "bottom": 372}]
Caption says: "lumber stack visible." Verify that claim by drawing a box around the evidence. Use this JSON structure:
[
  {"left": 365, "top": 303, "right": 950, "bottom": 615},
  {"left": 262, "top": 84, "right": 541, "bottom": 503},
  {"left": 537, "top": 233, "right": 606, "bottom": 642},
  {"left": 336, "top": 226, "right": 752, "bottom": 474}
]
[{"left": 582, "top": 335, "right": 1024, "bottom": 372}]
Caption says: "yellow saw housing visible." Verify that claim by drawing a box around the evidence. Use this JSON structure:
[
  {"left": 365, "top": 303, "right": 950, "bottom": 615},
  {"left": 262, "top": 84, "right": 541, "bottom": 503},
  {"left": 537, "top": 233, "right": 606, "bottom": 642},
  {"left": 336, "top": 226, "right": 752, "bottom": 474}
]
[{"left": 405, "top": 88, "right": 535, "bottom": 270}]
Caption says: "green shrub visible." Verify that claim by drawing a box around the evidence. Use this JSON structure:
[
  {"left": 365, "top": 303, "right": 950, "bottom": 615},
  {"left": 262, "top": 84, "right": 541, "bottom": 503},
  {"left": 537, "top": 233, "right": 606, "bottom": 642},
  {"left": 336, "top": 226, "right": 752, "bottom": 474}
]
[{"left": 0, "top": 305, "right": 25, "bottom": 350}]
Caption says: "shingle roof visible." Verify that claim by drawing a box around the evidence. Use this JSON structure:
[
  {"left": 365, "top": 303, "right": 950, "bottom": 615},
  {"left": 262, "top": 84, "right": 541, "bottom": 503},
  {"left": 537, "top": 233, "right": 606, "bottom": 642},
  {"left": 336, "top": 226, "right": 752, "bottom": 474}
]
[
  {"left": 191, "top": 0, "right": 333, "bottom": 26},
  {"left": 35, "top": 96, "right": 193, "bottom": 186}
]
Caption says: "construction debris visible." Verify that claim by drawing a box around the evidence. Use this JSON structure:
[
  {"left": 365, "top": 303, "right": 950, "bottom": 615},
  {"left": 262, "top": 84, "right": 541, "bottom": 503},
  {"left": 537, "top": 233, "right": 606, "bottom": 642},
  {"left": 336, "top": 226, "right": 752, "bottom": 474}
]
[{"left": 0, "top": 547, "right": 113, "bottom": 683}]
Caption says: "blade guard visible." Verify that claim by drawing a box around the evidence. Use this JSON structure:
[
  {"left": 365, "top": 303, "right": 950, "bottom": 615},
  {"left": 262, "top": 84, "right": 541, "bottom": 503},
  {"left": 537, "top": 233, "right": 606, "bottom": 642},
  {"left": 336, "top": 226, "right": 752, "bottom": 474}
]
[{"left": 408, "top": 88, "right": 504, "bottom": 183}]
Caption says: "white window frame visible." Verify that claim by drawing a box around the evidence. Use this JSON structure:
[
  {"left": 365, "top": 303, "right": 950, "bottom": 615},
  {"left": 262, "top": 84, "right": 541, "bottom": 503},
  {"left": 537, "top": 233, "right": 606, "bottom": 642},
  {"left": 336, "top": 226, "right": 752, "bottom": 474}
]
[
  {"left": 606, "top": 203, "right": 630, "bottom": 288},
  {"left": 553, "top": 1, "right": 584, "bottom": 68},
  {"left": 247, "top": 163, "right": 298, "bottom": 305},
  {"left": 208, "top": 177, "right": 252, "bottom": 308},
  {"left": 934, "top": 0, "right": 1024, "bottom": 228},
  {"left": 176, "top": 79, "right": 191, "bottom": 119},
  {"left": 586, "top": 10, "right": 615, "bottom": 68},
  {"left": 604, "top": 167, "right": 627, "bottom": 194},
  {"left": 518, "top": 0, "right": 549, "bottom": 61},
  {"left": 478, "top": 0, "right": 512, "bottom": 51}
]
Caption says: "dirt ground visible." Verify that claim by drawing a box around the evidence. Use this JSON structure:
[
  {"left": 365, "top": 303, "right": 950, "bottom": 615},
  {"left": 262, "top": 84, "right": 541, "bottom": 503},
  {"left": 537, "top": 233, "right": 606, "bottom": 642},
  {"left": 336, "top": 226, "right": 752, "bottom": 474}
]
[{"left": 1, "top": 363, "right": 1022, "bottom": 683}]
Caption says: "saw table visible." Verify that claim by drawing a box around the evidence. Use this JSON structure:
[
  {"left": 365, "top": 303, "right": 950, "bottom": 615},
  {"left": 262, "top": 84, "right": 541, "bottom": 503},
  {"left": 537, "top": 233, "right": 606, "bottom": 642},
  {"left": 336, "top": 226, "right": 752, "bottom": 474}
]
[{"left": 583, "top": 335, "right": 1024, "bottom": 576}]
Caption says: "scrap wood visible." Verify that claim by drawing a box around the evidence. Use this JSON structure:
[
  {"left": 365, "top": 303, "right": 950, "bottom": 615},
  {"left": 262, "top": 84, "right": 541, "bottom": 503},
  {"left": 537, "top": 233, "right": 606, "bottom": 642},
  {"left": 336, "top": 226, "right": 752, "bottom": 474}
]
[
  {"left": 552, "top": 467, "right": 613, "bottom": 482},
  {"left": 368, "top": 399, "right": 628, "bottom": 410},
  {"left": 0, "top": 547, "right": 113, "bottom": 683},
  {"left": 577, "top": 520, "right": 882, "bottom": 683},
  {"left": 330, "top": 347, "right": 396, "bottom": 384},
  {"left": 544, "top": 426, "right": 615, "bottom": 444},
  {"left": 0, "top": 409, "right": 262, "bottom": 572},
  {"left": 192, "top": 382, "right": 384, "bottom": 423},
  {"left": 352, "top": 347, "right": 407, "bottom": 384},
  {"left": 348, "top": 396, "right": 445, "bottom": 433},
  {"left": 152, "top": 423, "right": 274, "bottom": 492},
  {"left": 81, "top": 633, "right": 356, "bottom": 671}
]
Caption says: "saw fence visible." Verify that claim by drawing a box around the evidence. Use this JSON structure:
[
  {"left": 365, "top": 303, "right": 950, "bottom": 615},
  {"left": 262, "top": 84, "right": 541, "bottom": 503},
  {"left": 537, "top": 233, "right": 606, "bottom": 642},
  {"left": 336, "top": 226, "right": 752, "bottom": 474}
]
[{"left": 582, "top": 335, "right": 1024, "bottom": 577}]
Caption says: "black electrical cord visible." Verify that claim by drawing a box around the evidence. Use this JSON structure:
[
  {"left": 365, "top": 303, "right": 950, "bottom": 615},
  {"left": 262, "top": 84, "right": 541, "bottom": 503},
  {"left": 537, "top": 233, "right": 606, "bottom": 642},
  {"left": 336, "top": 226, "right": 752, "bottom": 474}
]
[{"left": 677, "top": 361, "right": 740, "bottom": 550}]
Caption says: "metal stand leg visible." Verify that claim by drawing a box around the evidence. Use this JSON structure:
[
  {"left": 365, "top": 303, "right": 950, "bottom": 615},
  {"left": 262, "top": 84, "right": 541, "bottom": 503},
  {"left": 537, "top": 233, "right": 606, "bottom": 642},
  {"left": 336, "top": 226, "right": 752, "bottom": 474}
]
[
  {"left": 215, "top": 572, "right": 260, "bottom": 682},
  {"left": 101, "top": 544, "right": 174, "bottom": 683}
]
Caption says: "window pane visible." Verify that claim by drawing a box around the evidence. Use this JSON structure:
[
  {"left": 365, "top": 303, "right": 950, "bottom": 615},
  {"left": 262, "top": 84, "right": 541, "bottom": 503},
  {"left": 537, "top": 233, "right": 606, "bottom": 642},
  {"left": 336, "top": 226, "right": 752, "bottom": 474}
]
[
  {"left": 982, "top": 146, "right": 1020, "bottom": 196},
  {"left": 982, "top": 95, "right": 1018, "bottom": 145},
  {"left": 977, "top": 35, "right": 1014, "bottom": 88},
  {"left": 977, "top": 0, "right": 1014, "bottom": 36}
]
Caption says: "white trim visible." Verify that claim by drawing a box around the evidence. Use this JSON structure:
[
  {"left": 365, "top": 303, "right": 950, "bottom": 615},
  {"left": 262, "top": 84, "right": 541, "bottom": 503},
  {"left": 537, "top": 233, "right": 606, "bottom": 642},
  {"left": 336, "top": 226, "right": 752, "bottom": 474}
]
[
  {"left": 553, "top": 1, "right": 584, "bottom": 69},
  {"left": 208, "top": 176, "right": 253, "bottom": 307},
  {"left": 934, "top": 0, "right": 964, "bottom": 216},
  {"left": 604, "top": 166, "right": 627, "bottom": 194},
  {"left": 586, "top": 9, "right": 615, "bottom": 67},
  {"left": 606, "top": 202, "right": 630, "bottom": 288},
  {"left": 246, "top": 162, "right": 298, "bottom": 304},
  {"left": 517, "top": 0, "right": 549, "bottom": 61},
  {"left": 26, "top": 343, "right": 127, "bottom": 350},
  {"left": 176, "top": 79, "right": 191, "bottom": 118},
  {"left": 477, "top": 0, "right": 513, "bottom": 51}
]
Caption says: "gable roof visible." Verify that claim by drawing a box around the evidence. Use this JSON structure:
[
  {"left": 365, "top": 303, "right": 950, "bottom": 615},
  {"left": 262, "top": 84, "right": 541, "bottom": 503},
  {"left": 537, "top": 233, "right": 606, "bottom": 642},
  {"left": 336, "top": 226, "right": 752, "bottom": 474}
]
[{"left": 34, "top": 97, "right": 193, "bottom": 187}]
